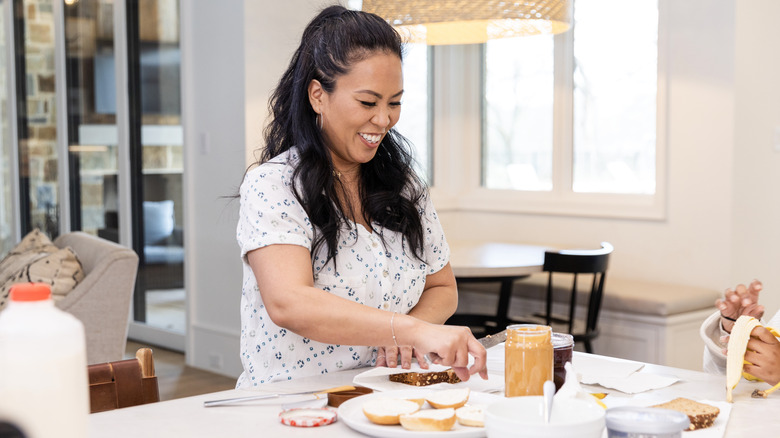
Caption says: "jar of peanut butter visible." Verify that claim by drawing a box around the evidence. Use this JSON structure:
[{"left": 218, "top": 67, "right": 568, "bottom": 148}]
[{"left": 504, "top": 324, "right": 553, "bottom": 397}]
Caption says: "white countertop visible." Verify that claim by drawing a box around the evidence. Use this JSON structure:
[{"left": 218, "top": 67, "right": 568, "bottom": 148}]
[{"left": 89, "top": 350, "right": 780, "bottom": 437}]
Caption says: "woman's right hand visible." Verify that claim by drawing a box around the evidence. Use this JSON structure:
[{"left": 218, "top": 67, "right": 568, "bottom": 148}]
[
  {"left": 717, "top": 279, "right": 765, "bottom": 333},
  {"left": 403, "top": 318, "right": 488, "bottom": 383}
]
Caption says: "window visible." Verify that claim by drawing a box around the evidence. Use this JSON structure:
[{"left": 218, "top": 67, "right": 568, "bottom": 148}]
[
  {"left": 484, "top": 35, "right": 554, "bottom": 191},
  {"left": 572, "top": 0, "right": 658, "bottom": 194},
  {"left": 396, "top": 43, "right": 431, "bottom": 182},
  {"left": 484, "top": 0, "right": 659, "bottom": 195},
  {"left": 433, "top": 0, "right": 664, "bottom": 219}
]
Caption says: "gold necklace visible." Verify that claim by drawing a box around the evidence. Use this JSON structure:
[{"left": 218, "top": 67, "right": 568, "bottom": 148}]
[{"left": 333, "top": 166, "right": 359, "bottom": 179}]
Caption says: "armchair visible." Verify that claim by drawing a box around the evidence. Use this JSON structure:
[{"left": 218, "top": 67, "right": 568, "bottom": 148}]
[{"left": 54, "top": 232, "right": 138, "bottom": 364}]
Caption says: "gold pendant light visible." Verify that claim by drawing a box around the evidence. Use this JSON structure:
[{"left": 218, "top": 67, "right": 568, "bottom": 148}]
[{"left": 362, "top": 0, "right": 573, "bottom": 45}]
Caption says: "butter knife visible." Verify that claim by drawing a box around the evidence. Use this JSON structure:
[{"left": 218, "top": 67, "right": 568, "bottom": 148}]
[
  {"left": 478, "top": 329, "right": 507, "bottom": 349},
  {"left": 203, "top": 385, "right": 354, "bottom": 407}
]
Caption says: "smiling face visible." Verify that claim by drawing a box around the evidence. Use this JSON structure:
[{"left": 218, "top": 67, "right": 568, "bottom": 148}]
[{"left": 308, "top": 51, "right": 403, "bottom": 174}]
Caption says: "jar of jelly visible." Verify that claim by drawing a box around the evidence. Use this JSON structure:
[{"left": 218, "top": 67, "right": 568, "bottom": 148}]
[{"left": 552, "top": 332, "right": 574, "bottom": 390}]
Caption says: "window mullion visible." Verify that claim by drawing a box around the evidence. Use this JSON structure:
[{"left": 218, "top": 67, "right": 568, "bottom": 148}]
[
  {"left": 4, "top": 0, "right": 21, "bottom": 244},
  {"left": 114, "top": 0, "right": 133, "bottom": 248},
  {"left": 53, "top": 0, "right": 70, "bottom": 234},
  {"left": 553, "top": 29, "right": 574, "bottom": 198}
]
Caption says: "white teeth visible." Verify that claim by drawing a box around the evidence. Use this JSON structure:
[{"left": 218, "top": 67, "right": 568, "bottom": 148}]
[{"left": 359, "top": 133, "right": 381, "bottom": 144}]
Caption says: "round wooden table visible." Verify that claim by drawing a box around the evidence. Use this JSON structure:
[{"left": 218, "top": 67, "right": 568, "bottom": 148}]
[{"left": 447, "top": 241, "right": 551, "bottom": 334}]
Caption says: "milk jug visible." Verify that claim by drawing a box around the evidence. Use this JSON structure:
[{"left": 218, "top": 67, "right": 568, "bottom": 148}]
[{"left": 0, "top": 283, "right": 89, "bottom": 438}]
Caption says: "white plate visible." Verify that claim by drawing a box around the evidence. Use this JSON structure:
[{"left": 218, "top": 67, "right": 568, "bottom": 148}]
[
  {"left": 353, "top": 366, "right": 504, "bottom": 394},
  {"left": 338, "top": 389, "right": 502, "bottom": 438}
]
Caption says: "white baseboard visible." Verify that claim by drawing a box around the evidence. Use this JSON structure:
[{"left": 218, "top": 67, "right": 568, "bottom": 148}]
[{"left": 189, "top": 323, "right": 242, "bottom": 379}]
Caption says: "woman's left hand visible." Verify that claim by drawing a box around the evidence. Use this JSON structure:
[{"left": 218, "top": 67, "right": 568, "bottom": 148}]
[{"left": 375, "top": 346, "right": 430, "bottom": 370}]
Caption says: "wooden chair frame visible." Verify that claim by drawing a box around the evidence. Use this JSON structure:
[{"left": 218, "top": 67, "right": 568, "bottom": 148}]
[{"left": 88, "top": 348, "right": 159, "bottom": 413}]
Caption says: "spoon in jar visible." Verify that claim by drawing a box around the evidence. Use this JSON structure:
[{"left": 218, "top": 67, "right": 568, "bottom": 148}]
[{"left": 543, "top": 380, "right": 556, "bottom": 423}]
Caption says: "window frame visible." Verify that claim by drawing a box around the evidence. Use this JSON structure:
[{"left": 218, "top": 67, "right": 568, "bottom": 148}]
[{"left": 429, "top": 1, "right": 668, "bottom": 221}]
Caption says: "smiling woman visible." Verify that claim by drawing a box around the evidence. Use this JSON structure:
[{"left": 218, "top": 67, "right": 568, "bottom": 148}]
[
  {"left": 307, "top": 52, "right": 403, "bottom": 179},
  {"left": 235, "top": 5, "right": 488, "bottom": 388}
]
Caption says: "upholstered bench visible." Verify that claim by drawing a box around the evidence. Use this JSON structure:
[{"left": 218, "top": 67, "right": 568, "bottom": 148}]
[{"left": 455, "top": 275, "right": 721, "bottom": 371}]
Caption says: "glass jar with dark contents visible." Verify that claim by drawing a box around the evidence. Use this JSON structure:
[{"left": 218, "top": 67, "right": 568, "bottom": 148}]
[{"left": 552, "top": 332, "right": 574, "bottom": 390}]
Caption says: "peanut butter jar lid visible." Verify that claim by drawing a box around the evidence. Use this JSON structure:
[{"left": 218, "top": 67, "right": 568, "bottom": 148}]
[{"left": 327, "top": 386, "right": 373, "bottom": 407}]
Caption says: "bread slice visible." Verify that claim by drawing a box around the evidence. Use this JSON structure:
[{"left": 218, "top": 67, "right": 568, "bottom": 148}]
[
  {"left": 455, "top": 404, "right": 485, "bottom": 427},
  {"left": 425, "top": 388, "right": 470, "bottom": 409},
  {"left": 651, "top": 397, "right": 720, "bottom": 430},
  {"left": 399, "top": 408, "right": 456, "bottom": 431},
  {"left": 406, "top": 398, "right": 426, "bottom": 408},
  {"left": 362, "top": 399, "right": 420, "bottom": 425},
  {"left": 389, "top": 368, "right": 462, "bottom": 386}
]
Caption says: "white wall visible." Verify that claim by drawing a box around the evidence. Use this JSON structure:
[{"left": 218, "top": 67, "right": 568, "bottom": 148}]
[
  {"left": 182, "top": 0, "right": 780, "bottom": 377},
  {"left": 181, "top": 0, "right": 247, "bottom": 375},
  {"left": 732, "top": 0, "right": 780, "bottom": 316},
  {"left": 183, "top": 0, "right": 337, "bottom": 377}
]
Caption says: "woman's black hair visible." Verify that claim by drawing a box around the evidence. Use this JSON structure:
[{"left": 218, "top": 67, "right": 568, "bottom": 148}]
[{"left": 256, "top": 5, "right": 427, "bottom": 266}]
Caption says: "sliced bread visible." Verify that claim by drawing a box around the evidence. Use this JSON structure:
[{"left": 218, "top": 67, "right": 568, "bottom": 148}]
[
  {"left": 399, "top": 408, "right": 456, "bottom": 431},
  {"left": 455, "top": 404, "right": 485, "bottom": 427},
  {"left": 362, "top": 398, "right": 420, "bottom": 425},
  {"left": 425, "top": 388, "right": 470, "bottom": 409},
  {"left": 389, "top": 368, "right": 462, "bottom": 386},
  {"left": 651, "top": 397, "right": 720, "bottom": 430}
]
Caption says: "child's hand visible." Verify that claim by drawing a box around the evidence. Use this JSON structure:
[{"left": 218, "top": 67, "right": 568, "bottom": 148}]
[
  {"left": 717, "top": 280, "right": 765, "bottom": 333},
  {"left": 743, "top": 326, "right": 780, "bottom": 386}
]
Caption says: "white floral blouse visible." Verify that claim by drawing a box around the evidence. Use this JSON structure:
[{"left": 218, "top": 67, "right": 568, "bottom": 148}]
[{"left": 235, "top": 150, "right": 450, "bottom": 387}]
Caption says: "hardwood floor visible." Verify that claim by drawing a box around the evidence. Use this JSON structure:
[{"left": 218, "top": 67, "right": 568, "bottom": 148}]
[{"left": 125, "top": 340, "right": 237, "bottom": 401}]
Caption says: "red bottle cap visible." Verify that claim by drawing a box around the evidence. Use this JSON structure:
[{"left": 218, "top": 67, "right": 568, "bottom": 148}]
[
  {"left": 10, "top": 283, "right": 52, "bottom": 302},
  {"left": 279, "top": 407, "right": 337, "bottom": 427}
]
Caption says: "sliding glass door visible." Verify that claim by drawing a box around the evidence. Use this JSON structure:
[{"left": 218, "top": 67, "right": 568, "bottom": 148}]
[
  {"left": 3, "top": 0, "right": 185, "bottom": 351},
  {"left": 127, "top": 0, "right": 185, "bottom": 338},
  {"left": 0, "top": 0, "right": 15, "bottom": 256},
  {"left": 14, "top": 0, "right": 61, "bottom": 239},
  {"left": 63, "top": 0, "right": 120, "bottom": 240}
]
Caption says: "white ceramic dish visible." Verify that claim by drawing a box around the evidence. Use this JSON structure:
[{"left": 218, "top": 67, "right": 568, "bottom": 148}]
[
  {"left": 485, "top": 396, "right": 605, "bottom": 438},
  {"left": 338, "top": 389, "right": 502, "bottom": 438}
]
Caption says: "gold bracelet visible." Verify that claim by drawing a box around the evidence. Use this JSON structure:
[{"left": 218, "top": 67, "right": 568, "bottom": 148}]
[{"left": 391, "top": 312, "right": 399, "bottom": 347}]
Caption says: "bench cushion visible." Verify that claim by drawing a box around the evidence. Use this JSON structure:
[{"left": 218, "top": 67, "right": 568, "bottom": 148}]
[{"left": 459, "top": 274, "right": 721, "bottom": 317}]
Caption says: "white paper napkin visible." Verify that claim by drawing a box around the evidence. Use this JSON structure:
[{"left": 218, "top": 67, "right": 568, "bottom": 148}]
[
  {"left": 352, "top": 364, "right": 504, "bottom": 393},
  {"left": 573, "top": 355, "right": 679, "bottom": 394}
]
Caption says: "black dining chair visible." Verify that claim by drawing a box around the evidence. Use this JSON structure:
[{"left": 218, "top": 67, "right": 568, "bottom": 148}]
[{"left": 533, "top": 242, "right": 613, "bottom": 353}]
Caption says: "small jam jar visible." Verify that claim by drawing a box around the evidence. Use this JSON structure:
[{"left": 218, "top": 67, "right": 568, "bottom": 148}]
[{"left": 552, "top": 332, "right": 574, "bottom": 390}]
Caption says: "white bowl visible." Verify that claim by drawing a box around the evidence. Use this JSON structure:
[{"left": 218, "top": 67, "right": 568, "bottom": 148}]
[{"left": 485, "top": 396, "right": 605, "bottom": 438}]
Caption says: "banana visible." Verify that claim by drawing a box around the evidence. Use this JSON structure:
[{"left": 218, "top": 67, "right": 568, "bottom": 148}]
[{"left": 725, "top": 315, "right": 780, "bottom": 402}]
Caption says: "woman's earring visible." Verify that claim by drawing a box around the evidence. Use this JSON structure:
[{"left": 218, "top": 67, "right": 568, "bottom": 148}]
[{"left": 316, "top": 113, "right": 323, "bottom": 130}]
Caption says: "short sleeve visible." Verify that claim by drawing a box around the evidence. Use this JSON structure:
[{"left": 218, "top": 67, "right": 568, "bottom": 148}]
[
  {"left": 236, "top": 162, "right": 313, "bottom": 259},
  {"left": 418, "top": 191, "right": 450, "bottom": 275}
]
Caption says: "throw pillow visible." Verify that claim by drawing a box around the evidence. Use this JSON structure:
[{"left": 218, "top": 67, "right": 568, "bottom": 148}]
[
  {"left": 0, "top": 228, "right": 58, "bottom": 277},
  {"left": 143, "top": 200, "right": 175, "bottom": 245},
  {"left": 0, "top": 229, "right": 85, "bottom": 311}
]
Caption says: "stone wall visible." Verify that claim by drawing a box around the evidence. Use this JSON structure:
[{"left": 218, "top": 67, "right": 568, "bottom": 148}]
[{"left": 21, "top": 0, "right": 59, "bottom": 238}]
